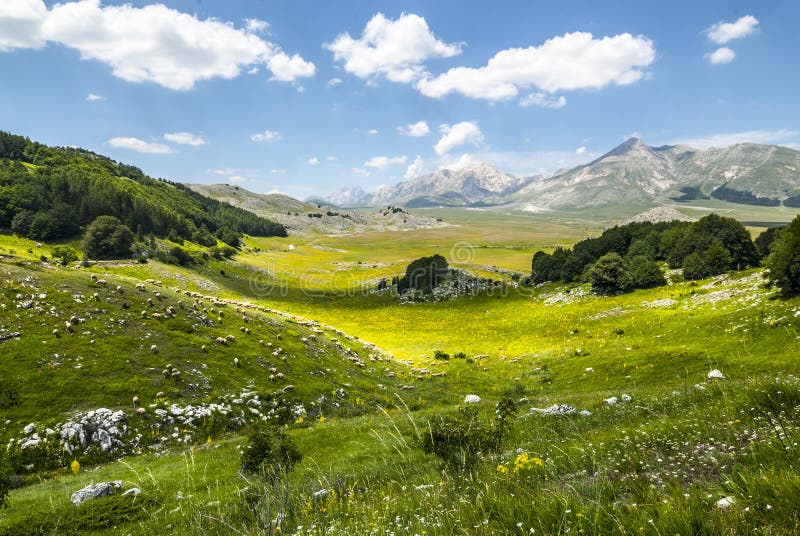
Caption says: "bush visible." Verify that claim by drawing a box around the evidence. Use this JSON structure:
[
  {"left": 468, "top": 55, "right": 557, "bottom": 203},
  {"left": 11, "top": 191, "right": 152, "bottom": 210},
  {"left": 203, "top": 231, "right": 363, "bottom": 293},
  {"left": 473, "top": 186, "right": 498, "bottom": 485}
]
[
  {"left": 51, "top": 245, "right": 79, "bottom": 265},
  {"left": 82, "top": 216, "right": 134, "bottom": 260},
  {"left": 682, "top": 243, "right": 732, "bottom": 280},
  {"left": 587, "top": 253, "right": 630, "bottom": 294},
  {"left": 433, "top": 350, "right": 449, "bottom": 360},
  {"left": 397, "top": 254, "right": 448, "bottom": 293},
  {"left": 421, "top": 398, "right": 517, "bottom": 472},
  {"left": 629, "top": 259, "right": 667, "bottom": 289},
  {"left": 0, "top": 450, "right": 11, "bottom": 509},
  {"left": 766, "top": 215, "right": 800, "bottom": 296},
  {"left": 241, "top": 425, "right": 302, "bottom": 482}
]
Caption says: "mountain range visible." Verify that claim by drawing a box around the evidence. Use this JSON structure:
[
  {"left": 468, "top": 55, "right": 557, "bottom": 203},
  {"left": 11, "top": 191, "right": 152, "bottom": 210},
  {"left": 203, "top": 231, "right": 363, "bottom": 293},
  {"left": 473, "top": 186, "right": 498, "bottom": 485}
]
[{"left": 323, "top": 138, "right": 800, "bottom": 210}]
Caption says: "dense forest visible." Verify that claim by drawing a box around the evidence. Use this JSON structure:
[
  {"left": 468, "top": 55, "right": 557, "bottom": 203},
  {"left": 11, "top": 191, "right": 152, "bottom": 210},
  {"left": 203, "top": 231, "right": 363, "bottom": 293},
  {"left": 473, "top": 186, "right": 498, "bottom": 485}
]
[
  {"left": 0, "top": 131, "right": 286, "bottom": 242},
  {"left": 531, "top": 214, "right": 762, "bottom": 289}
]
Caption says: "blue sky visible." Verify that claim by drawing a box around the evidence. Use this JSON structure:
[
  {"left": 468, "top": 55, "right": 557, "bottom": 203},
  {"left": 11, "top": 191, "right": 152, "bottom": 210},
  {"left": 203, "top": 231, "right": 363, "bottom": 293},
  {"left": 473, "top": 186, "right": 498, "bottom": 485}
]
[{"left": 1, "top": 0, "right": 798, "bottom": 199}]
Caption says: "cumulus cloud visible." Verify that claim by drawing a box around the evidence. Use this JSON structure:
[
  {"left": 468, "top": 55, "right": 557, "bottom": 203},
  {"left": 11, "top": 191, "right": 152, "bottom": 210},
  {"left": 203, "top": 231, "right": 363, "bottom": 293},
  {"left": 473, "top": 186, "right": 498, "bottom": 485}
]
[
  {"left": 437, "top": 152, "right": 477, "bottom": 171},
  {"left": 85, "top": 92, "right": 104, "bottom": 101},
  {"left": 308, "top": 156, "right": 320, "bottom": 166},
  {"left": 706, "top": 47, "right": 735, "bottom": 64},
  {"left": 668, "top": 129, "right": 800, "bottom": 150},
  {"left": 244, "top": 18, "right": 269, "bottom": 34},
  {"left": 0, "top": 0, "right": 314, "bottom": 90},
  {"left": 397, "top": 120, "right": 430, "bottom": 137},
  {"left": 271, "top": 169, "right": 286, "bottom": 174},
  {"left": 107, "top": 136, "right": 172, "bottom": 154},
  {"left": 706, "top": 15, "right": 759, "bottom": 44},
  {"left": 325, "top": 13, "right": 462, "bottom": 84},
  {"left": 575, "top": 146, "right": 587, "bottom": 155},
  {"left": 519, "top": 92, "right": 567, "bottom": 109},
  {"left": 0, "top": 0, "right": 47, "bottom": 51},
  {"left": 250, "top": 130, "right": 282, "bottom": 143},
  {"left": 434, "top": 121, "right": 484, "bottom": 155},
  {"left": 416, "top": 31, "right": 655, "bottom": 101},
  {"left": 368, "top": 129, "right": 379, "bottom": 135},
  {"left": 164, "top": 132, "right": 206, "bottom": 146},
  {"left": 352, "top": 167, "right": 370, "bottom": 177},
  {"left": 364, "top": 155, "right": 407, "bottom": 169},
  {"left": 327, "top": 77, "right": 343, "bottom": 87},
  {"left": 228, "top": 175, "right": 246, "bottom": 183},
  {"left": 404, "top": 155, "right": 424, "bottom": 179}
]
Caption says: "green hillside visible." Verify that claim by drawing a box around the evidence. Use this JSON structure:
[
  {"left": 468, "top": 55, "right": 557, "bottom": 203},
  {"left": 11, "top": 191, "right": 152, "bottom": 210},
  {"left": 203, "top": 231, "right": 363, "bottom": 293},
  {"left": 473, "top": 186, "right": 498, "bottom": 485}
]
[{"left": 0, "top": 132, "right": 286, "bottom": 243}]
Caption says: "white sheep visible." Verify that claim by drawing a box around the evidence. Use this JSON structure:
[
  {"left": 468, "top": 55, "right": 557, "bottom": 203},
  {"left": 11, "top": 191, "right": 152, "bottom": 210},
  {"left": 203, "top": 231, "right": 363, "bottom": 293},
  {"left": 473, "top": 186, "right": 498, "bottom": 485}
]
[
  {"left": 90, "top": 274, "right": 98, "bottom": 282},
  {"left": 96, "top": 279, "right": 107, "bottom": 287},
  {"left": 53, "top": 328, "right": 60, "bottom": 338},
  {"left": 150, "top": 344, "right": 159, "bottom": 354},
  {"left": 234, "top": 357, "right": 240, "bottom": 367}
]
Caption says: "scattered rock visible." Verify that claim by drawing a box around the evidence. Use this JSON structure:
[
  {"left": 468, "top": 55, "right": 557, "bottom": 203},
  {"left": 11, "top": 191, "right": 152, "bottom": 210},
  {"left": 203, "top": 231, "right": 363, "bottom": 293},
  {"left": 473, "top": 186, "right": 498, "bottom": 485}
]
[
  {"left": 708, "top": 369, "right": 725, "bottom": 380},
  {"left": 71, "top": 480, "right": 122, "bottom": 505},
  {"left": 463, "top": 394, "right": 481, "bottom": 404}
]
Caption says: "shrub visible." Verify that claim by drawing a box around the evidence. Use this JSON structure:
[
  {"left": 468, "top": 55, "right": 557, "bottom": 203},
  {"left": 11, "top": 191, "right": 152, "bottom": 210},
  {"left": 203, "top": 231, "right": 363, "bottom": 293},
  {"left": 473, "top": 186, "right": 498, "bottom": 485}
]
[
  {"left": 433, "top": 350, "right": 449, "bottom": 360},
  {"left": 682, "top": 243, "right": 732, "bottom": 280},
  {"left": 82, "top": 216, "right": 134, "bottom": 260},
  {"left": 398, "top": 254, "right": 448, "bottom": 293},
  {"left": 766, "top": 215, "right": 800, "bottom": 296},
  {"left": 421, "top": 397, "right": 517, "bottom": 472},
  {"left": 51, "top": 245, "right": 79, "bottom": 265},
  {"left": 587, "top": 252, "right": 630, "bottom": 294},
  {"left": 629, "top": 259, "right": 667, "bottom": 289},
  {"left": 241, "top": 425, "right": 302, "bottom": 482}
]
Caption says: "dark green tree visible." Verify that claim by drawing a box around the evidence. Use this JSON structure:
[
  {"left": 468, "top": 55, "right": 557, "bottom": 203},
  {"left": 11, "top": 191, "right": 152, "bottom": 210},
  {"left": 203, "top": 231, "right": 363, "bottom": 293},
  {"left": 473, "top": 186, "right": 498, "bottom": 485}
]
[
  {"left": 755, "top": 225, "right": 785, "bottom": 257},
  {"left": 765, "top": 215, "right": 800, "bottom": 296},
  {"left": 398, "top": 254, "right": 449, "bottom": 293},
  {"left": 587, "top": 252, "right": 631, "bottom": 294},
  {"left": 682, "top": 243, "right": 732, "bottom": 280},
  {"left": 241, "top": 425, "right": 302, "bottom": 483},
  {"left": 82, "top": 216, "right": 134, "bottom": 259}
]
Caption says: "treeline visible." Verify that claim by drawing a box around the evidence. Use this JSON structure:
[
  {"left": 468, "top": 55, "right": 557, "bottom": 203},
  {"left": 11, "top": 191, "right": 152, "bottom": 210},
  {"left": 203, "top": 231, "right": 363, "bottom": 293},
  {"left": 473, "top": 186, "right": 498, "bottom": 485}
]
[
  {"left": 531, "top": 214, "right": 762, "bottom": 292},
  {"left": 0, "top": 131, "right": 286, "bottom": 242}
]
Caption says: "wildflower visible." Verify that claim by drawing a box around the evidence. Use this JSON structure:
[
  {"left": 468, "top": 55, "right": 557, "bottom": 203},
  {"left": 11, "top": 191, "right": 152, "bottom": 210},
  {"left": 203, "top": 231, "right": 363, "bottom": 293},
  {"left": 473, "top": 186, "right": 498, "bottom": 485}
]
[
  {"left": 496, "top": 464, "right": 508, "bottom": 475},
  {"left": 70, "top": 459, "right": 80, "bottom": 475}
]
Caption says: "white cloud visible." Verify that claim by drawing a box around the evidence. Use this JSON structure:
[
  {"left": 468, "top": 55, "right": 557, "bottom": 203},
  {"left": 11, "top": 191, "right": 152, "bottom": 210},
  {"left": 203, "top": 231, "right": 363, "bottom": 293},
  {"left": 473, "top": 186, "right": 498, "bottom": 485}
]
[
  {"left": 327, "top": 77, "right": 343, "bottom": 86},
  {"left": 308, "top": 156, "right": 320, "bottom": 166},
  {"left": 85, "top": 92, "right": 105, "bottom": 101},
  {"left": 107, "top": 136, "right": 172, "bottom": 154},
  {"left": 437, "top": 152, "right": 477, "bottom": 171},
  {"left": 667, "top": 129, "right": 800, "bottom": 149},
  {"left": 434, "top": 121, "right": 484, "bottom": 155},
  {"left": 0, "top": 0, "right": 47, "bottom": 51},
  {"left": 352, "top": 167, "right": 370, "bottom": 177},
  {"left": 244, "top": 18, "right": 269, "bottom": 34},
  {"left": 164, "top": 131, "right": 206, "bottom": 146},
  {"left": 404, "top": 155, "right": 424, "bottom": 179},
  {"left": 364, "top": 155, "right": 407, "bottom": 169},
  {"left": 0, "top": 0, "right": 314, "bottom": 90},
  {"left": 250, "top": 130, "right": 282, "bottom": 143},
  {"left": 706, "top": 15, "right": 759, "bottom": 44},
  {"left": 326, "top": 156, "right": 337, "bottom": 161},
  {"left": 247, "top": 67, "right": 259, "bottom": 75},
  {"left": 209, "top": 168, "right": 235, "bottom": 175},
  {"left": 519, "top": 92, "right": 567, "bottom": 109},
  {"left": 397, "top": 120, "right": 430, "bottom": 137},
  {"left": 416, "top": 32, "right": 655, "bottom": 101},
  {"left": 706, "top": 47, "right": 735, "bottom": 64},
  {"left": 575, "top": 146, "right": 587, "bottom": 155},
  {"left": 325, "top": 13, "right": 462, "bottom": 84},
  {"left": 228, "top": 175, "right": 247, "bottom": 183},
  {"left": 368, "top": 129, "right": 380, "bottom": 135},
  {"left": 271, "top": 169, "right": 286, "bottom": 174}
]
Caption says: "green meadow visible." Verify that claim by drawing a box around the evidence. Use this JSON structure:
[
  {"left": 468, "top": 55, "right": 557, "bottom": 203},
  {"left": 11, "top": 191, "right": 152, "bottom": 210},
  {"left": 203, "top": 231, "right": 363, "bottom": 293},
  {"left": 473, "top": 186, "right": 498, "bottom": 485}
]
[{"left": 2, "top": 207, "right": 800, "bottom": 534}]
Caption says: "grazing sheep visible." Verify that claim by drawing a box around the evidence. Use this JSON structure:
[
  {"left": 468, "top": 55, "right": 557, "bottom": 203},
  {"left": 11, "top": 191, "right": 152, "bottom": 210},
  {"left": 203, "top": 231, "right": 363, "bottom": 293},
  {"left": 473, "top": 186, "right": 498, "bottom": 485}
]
[
  {"left": 136, "top": 407, "right": 146, "bottom": 416},
  {"left": 226, "top": 335, "right": 235, "bottom": 342},
  {"left": 116, "top": 285, "right": 123, "bottom": 293},
  {"left": 269, "top": 367, "right": 277, "bottom": 374},
  {"left": 64, "top": 321, "right": 74, "bottom": 334},
  {"left": 156, "top": 391, "right": 165, "bottom": 398},
  {"left": 215, "top": 337, "right": 227, "bottom": 346},
  {"left": 135, "top": 283, "right": 145, "bottom": 291},
  {"left": 171, "top": 370, "right": 181, "bottom": 379},
  {"left": 165, "top": 363, "right": 173, "bottom": 370},
  {"left": 201, "top": 345, "right": 207, "bottom": 352},
  {"left": 276, "top": 333, "right": 283, "bottom": 340},
  {"left": 132, "top": 396, "right": 139, "bottom": 407},
  {"left": 90, "top": 274, "right": 98, "bottom": 282},
  {"left": 151, "top": 344, "right": 159, "bottom": 354},
  {"left": 282, "top": 385, "right": 294, "bottom": 393},
  {"left": 240, "top": 326, "right": 246, "bottom": 333},
  {"left": 162, "top": 369, "right": 170, "bottom": 378},
  {"left": 69, "top": 316, "right": 79, "bottom": 325},
  {"left": 276, "top": 372, "right": 284, "bottom": 380},
  {"left": 154, "top": 292, "right": 161, "bottom": 299},
  {"left": 269, "top": 374, "right": 275, "bottom": 382},
  {"left": 92, "top": 292, "right": 100, "bottom": 301},
  {"left": 152, "top": 313, "right": 162, "bottom": 320},
  {"left": 141, "top": 311, "right": 148, "bottom": 319},
  {"left": 147, "top": 298, "right": 154, "bottom": 306},
  {"left": 259, "top": 339, "right": 265, "bottom": 346},
  {"left": 234, "top": 357, "right": 240, "bottom": 367},
  {"left": 53, "top": 328, "right": 60, "bottom": 338},
  {"left": 97, "top": 279, "right": 107, "bottom": 287}
]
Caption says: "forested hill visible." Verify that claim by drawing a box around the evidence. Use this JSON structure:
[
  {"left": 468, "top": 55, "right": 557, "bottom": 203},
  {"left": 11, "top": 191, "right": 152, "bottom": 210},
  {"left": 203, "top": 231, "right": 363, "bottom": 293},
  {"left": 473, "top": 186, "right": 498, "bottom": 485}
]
[{"left": 0, "top": 131, "right": 286, "bottom": 242}]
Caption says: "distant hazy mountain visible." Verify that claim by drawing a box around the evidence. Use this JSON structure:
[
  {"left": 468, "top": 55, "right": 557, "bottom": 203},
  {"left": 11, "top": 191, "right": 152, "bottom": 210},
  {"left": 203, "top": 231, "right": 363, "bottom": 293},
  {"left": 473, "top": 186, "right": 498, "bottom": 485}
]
[
  {"left": 325, "top": 163, "right": 537, "bottom": 207},
  {"left": 321, "top": 138, "right": 800, "bottom": 210},
  {"left": 324, "top": 185, "right": 373, "bottom": 207}
]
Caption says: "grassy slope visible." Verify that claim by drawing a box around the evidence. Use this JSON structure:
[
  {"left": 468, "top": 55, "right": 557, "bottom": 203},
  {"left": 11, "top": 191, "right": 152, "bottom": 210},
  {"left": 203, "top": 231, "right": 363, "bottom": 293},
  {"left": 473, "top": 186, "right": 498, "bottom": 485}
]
[{"left": 2, "top": 208, "right": 800, "bottom": 534}]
